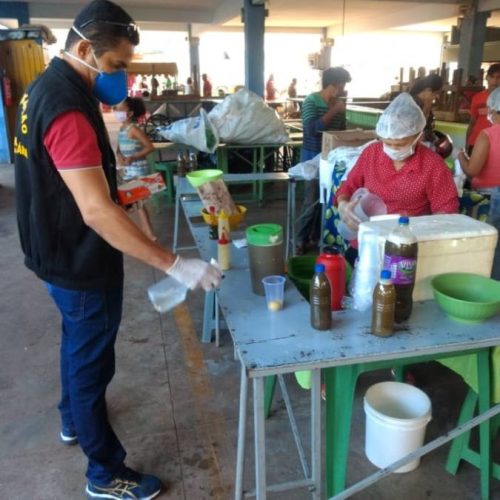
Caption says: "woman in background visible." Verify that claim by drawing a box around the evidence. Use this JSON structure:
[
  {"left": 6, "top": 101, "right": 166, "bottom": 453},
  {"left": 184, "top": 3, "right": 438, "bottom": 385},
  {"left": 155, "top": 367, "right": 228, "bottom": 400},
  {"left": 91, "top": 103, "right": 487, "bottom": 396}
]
[
  {"left": 458, "top": 87, "right": 500, "bottom": 279},
  {"left": 115, "top": 97, "right": 157, "bottom": 241}
]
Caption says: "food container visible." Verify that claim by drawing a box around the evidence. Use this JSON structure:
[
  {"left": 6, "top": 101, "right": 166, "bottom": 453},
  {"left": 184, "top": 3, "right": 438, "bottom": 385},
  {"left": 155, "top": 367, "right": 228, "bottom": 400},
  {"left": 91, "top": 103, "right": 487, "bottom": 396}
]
[
  {"left": 358, "top": 214, "right": 498, "bottom": 301},
  {"left": 246, "top": 224, "right": 284, "bottom": 295}
]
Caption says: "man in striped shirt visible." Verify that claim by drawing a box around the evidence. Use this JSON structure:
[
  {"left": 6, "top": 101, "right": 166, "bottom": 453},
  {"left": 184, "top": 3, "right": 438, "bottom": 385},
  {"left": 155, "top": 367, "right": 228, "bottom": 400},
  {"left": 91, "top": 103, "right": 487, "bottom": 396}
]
[{"left": 296, "top": 67, "right": 351, "bottom": 254}]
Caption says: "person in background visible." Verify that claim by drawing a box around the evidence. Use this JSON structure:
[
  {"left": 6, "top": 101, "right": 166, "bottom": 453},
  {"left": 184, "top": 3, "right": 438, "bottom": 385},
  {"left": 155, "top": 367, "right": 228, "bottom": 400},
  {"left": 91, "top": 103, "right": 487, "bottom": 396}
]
[
  {"left": 336, "top": 93, "right": 458, "bottom": 264},
  {"left": 287, "top": 77, "right": 297, "bottom": 98},
  {"left": 458, "top": 87, "right": 500, "bottom": 279},
  {"left": 266, "top": 73, "right": 277, "bottom": 101},
  {"left": 202, "top": 73, "right": 212, "bottom": 97},
  {"left": 295, "top": 66, "right": 351, "bottom": 255},
  {"left": 185, "top": 76, "right": 194, "bottom": 95},
  {"left": 460, "top": 75, "right": 480, "bottom": 111},
  {"left": 139, "top": 75, "right": 148, "bottom": 91},
  {"left": 13, "top": 1, "right": 221, "bottom": 499},
  {"left": 151, "top": 75, "right": 159, "bottom": 97},
  {"left": 466, "top": 63, "right": 500, "bottom": 154},
  {"left": 409, "top": 73, "right": 443, "bottom": 143},
  {"left": 114, "top": 97, "right": 156, "bottom": 241}
]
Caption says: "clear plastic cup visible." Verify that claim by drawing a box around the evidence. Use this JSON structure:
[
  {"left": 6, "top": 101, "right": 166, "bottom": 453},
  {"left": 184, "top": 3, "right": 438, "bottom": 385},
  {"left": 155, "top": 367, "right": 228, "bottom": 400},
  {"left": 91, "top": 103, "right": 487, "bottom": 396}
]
[{"left": 262, "top": 275, "right": 286, "bottom": 312}]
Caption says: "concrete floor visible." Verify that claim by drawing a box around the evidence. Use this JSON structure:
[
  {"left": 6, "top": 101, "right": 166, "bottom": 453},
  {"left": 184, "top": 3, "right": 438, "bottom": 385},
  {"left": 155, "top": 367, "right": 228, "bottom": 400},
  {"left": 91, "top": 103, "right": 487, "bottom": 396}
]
[{"left": 1, "top": 160, "right": 499, "bottom": 500}]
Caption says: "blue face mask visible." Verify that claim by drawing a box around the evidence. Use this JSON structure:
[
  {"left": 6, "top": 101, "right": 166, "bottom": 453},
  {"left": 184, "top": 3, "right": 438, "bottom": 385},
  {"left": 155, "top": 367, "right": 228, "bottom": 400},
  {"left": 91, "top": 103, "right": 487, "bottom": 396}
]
[{"left": 65, "top": 26, "right": 128, "bottom": 106}]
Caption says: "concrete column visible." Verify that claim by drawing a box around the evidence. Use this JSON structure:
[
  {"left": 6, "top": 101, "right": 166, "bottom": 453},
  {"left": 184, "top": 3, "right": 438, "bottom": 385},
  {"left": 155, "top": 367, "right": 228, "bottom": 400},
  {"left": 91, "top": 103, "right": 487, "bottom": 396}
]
[
  {"left": 458, "top": 3, "right": 490, "bottom": 83},
  {"left": 243, "top": 0, "right": 265, "bottom": 97},
  {"left": 187, "top": 24, "right": 200, "bottom": 94},
  {"left": 0, "top": 2, "right": 29, "bottom": 27}
]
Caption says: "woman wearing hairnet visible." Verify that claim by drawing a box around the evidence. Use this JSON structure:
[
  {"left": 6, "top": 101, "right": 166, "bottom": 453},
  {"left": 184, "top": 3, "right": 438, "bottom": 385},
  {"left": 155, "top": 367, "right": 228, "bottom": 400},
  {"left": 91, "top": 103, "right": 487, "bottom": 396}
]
[
  {"left": 458, "top": 87, "right": 500, "bottom": 279},
  {"left": 335, "top": 93, "right": 458, "bottom": 260}
]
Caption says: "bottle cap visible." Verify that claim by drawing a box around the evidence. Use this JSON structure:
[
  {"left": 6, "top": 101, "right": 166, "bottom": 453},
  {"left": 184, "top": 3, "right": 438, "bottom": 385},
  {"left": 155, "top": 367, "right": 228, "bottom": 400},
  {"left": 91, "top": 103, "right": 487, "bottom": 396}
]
[
  {"left": 314, "top": 263, "right": 326, "bottom": 273},
  {"left": 218, "top": 231, "right": 230, "bottom": 244},
  {"left": 380, "top": 269, "right": 392, "bottom": 280},
  {"left": 399, "top": 216, "right": 409, "bottom": 225},
  {"left": 323, "top": 245, "right": 341, "bottom": 255}
]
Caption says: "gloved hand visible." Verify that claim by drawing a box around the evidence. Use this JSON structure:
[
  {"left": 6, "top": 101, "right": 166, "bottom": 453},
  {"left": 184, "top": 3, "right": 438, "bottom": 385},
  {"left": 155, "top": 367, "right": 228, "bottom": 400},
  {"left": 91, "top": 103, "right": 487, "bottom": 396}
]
[
  {"left": 167, "top": 256, "right": 222, "bottom": 291},
  {"left": 338, "top": 198, "right": 362, "bottom": 232}
]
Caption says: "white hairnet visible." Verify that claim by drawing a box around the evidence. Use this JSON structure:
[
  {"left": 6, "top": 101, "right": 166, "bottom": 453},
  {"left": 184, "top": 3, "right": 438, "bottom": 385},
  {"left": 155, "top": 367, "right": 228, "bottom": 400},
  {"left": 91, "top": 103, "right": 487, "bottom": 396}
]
[
  {"left": 375, "top": 93, "right": 426, "bottom": 139},
  {"left": 487, "top": 87, "right": 500, "bottom": 111}
]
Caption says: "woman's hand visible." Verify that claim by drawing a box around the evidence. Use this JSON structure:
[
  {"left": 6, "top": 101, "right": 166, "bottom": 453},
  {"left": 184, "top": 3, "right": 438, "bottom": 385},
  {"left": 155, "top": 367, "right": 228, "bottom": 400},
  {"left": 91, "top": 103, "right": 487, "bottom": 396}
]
[{"left": 338, "top": 198, "right": 362, "bottom": 231}]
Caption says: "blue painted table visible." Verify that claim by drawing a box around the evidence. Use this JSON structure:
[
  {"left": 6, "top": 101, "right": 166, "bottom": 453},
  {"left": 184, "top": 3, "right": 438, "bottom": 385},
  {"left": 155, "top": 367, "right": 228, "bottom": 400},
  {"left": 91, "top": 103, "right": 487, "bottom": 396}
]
[{"left": 178, "top": 184, "right": 500, "bottom": 500}]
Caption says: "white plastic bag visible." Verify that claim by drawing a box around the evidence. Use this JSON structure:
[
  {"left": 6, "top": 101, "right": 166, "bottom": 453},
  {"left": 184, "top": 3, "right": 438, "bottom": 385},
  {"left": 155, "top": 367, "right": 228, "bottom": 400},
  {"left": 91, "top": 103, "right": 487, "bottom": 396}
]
[
  {"left": 288, "top": 153, "right": 320, "bottom": 180},
  {"left": 321, "top": 141, "right": 377, "bottom": 202},
  {"left": 208, "top": 89, "right": 288, "bottom": 144},
  {"left": 157, "top": 108, "right": 219, "bottom": 153}
]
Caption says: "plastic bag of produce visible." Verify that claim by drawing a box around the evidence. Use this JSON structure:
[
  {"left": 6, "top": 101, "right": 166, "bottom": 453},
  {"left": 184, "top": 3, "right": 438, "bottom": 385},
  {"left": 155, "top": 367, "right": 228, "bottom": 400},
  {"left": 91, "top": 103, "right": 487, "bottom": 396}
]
[
  {"left": 208, "top": 88, "right": 288, "bottom": 144},
  {"left": 157, "top": 108, "right": 219, "bottom": 153}
]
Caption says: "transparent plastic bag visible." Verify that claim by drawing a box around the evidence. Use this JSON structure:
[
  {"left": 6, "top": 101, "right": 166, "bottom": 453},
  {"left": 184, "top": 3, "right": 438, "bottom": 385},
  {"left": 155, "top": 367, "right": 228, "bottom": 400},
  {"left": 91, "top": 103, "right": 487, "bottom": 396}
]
[{"left": 148, "top": 277, "right": 188, "bottom": 313}]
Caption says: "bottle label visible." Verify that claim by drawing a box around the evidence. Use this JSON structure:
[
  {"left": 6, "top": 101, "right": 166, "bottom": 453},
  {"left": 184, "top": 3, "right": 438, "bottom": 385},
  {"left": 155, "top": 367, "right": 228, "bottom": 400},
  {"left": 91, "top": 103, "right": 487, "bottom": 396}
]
[{"left": 383, "top": 255, "right": 417, "bottom": 285}]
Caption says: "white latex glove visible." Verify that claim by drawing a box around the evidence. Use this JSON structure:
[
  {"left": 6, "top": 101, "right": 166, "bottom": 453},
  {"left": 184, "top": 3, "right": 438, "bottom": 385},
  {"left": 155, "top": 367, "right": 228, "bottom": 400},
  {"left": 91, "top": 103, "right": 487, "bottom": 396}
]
[
  {"left": 167, "top": 256, "right": 222, "bottom": 291},
  {"left": 338, "top": 198, "right": 362, "bottom": 232}
]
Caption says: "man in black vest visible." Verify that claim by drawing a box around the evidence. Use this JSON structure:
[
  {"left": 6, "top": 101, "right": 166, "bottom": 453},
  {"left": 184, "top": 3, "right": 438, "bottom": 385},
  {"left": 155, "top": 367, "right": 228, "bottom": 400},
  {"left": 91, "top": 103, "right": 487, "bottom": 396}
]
[{"left": 14, "top": 1, "right": 221, "bottom": 499}]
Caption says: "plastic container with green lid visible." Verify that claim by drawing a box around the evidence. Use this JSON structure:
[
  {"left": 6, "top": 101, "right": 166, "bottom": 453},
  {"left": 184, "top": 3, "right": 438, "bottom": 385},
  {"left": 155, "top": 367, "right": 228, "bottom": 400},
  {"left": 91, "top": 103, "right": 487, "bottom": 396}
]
[
  {"left": 246, "top": 224, "right": 284, "bottom": 295},
  {"left": 246, "top": 223, "right": 283, "bottom": 246}
]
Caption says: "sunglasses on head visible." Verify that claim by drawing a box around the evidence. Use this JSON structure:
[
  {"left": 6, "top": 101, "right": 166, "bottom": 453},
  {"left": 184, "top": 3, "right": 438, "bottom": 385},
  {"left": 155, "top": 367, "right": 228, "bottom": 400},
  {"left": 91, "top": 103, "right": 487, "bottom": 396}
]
[{"left": 79, "top": 19, "right": 139, "bottom": 43}]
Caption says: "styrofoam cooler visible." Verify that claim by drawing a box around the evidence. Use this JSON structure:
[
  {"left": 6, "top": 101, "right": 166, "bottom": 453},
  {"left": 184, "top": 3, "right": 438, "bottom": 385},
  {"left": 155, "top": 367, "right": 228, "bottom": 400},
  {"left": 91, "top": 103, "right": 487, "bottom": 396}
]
[{"left": 358, "top": 214, "right": 498, "bottom": 301}]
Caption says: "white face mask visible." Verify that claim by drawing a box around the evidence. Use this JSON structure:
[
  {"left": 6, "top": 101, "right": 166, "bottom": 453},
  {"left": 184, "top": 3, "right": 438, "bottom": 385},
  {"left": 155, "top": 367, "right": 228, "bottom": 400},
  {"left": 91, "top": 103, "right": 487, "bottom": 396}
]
[
  {"left": 488, "top": 111, "right": 496, "bottom": 124},
  {"left": 114, "top": 111, "right": 128, "bottom": 123},
  {"left": 383, "top": 133, "right": 422, "bottom": 161}
]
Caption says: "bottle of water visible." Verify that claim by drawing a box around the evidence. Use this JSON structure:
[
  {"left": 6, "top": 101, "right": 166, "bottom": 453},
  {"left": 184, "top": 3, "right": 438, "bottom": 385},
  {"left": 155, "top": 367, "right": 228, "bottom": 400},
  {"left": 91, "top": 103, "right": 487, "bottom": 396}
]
[{"left": 148, "top": 277, "right": 188, "bottom": 313}]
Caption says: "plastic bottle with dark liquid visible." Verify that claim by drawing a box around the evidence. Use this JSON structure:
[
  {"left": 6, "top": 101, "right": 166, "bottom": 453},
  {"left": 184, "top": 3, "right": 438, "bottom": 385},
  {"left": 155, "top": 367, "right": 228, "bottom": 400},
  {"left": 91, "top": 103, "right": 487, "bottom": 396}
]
[
  {"left": 310, "top": 263, "right": 332, "bottom": 331},
  {"left": 371, "top": 270, "right": 396, "bottom": 337},
  {"left": 383, "top": 216, "right": 418, "bottom": 323}
]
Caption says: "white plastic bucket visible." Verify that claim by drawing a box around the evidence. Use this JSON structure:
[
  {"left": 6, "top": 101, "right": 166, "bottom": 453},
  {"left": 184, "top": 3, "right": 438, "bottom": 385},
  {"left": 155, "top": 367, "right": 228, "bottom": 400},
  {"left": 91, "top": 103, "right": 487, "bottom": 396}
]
[{"left": 364, "top": 381, "right": 432, "bottom": 473}]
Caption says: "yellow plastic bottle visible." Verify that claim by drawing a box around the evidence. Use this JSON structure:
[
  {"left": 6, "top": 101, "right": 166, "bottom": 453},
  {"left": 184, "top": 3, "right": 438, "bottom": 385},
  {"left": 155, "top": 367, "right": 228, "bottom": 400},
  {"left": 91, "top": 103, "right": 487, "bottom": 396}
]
[
  {"left": 218, "top": 209, "right": 230, "bottom": 240},
  {"left": 217, "top": 232, "right": 231, "bottom": 271}
]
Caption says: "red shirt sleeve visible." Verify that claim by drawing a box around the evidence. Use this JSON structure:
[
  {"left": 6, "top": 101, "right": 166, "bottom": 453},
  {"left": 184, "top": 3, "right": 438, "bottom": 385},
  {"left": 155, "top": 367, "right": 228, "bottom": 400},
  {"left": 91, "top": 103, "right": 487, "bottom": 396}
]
[
  {"left": 425, "top": 156, "right": 459, "bottom": 215},
  {"left": 43, "top": 111, "right": 102, "bottom": 170}
]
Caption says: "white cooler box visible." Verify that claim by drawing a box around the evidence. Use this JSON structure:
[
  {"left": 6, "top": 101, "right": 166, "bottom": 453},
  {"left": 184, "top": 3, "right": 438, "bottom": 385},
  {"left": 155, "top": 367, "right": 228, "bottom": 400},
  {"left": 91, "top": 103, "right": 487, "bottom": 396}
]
[{"left": 358, "top": 214, "right": 498, "bottom": 301}]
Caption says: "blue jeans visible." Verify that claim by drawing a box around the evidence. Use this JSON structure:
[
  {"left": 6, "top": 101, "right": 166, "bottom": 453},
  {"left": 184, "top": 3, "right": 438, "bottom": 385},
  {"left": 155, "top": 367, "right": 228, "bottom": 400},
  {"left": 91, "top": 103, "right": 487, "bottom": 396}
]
[
  {"left": 45, "top": 282, "right": 126, "bottom": 484},
  {"left": 296, "top": 149, "right": 321, "bottom": 246}
]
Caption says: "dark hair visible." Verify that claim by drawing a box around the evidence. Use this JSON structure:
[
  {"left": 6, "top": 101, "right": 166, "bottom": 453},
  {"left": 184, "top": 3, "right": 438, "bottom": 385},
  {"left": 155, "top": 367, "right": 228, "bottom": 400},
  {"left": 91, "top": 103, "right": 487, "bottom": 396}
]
[
  {"left": 65, "top": 0, "right": 139, "bottom": 56},
  {"left": 410, "top": 74, "right": 443, "bottom": 96},
  {"left": 124, "top": 97, "right": 146, "bottom": 120},
  {"left": 322, "top": 67, "right": 351, "bottom": 89},
  {"left": 487, "top": 63, "right": 500, "bottom": 77}
]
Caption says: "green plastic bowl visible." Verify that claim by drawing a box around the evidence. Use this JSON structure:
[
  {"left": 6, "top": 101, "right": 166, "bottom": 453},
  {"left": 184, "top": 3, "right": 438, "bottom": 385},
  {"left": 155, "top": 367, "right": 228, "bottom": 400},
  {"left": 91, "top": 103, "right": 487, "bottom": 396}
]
[
  {"left": 186, "top": 169, "right": 223, "bottom": 188},
  {"left": 431, "top": 273, "right": 500, "bottom": 324}
]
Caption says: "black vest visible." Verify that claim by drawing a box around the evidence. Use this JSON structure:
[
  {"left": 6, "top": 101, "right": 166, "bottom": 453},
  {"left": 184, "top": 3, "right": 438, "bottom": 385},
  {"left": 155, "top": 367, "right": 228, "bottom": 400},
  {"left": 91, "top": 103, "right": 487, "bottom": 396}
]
[{"left": 14, "top": 57, "right": 123, "bottom": 290}]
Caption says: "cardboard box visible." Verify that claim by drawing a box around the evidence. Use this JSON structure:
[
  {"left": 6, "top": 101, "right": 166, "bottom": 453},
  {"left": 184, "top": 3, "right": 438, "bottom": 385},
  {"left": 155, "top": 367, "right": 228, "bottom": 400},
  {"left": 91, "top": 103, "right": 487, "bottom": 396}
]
[
  {"left": 358, "top": 214, "right": 498, "bottom": 301},
  {"left": 321, "top": 129, "right": 377, "bottom": 160},
  {"left": 117, "top": 173, "right": 166, "bottom": 206}
]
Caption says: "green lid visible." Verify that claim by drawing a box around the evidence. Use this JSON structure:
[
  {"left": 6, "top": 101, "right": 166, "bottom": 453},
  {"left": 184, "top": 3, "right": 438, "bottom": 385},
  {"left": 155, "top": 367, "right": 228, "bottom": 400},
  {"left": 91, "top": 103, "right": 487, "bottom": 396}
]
[{"left": 246, "top": 224, "right": 283, "bottom": 246}]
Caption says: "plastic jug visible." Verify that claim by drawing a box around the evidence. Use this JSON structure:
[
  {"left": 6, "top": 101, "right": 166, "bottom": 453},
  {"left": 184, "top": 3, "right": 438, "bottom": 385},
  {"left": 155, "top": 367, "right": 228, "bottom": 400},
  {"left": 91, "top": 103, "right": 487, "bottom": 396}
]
[
  {"left": 246, "top": 224, "right": 284, "bottom": 295},
  {"left": 316, "top": 246, "right": 346, "bottom": 311},
  {"left": 338, "top": 188, "right": 387, "bottom": 241}
]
